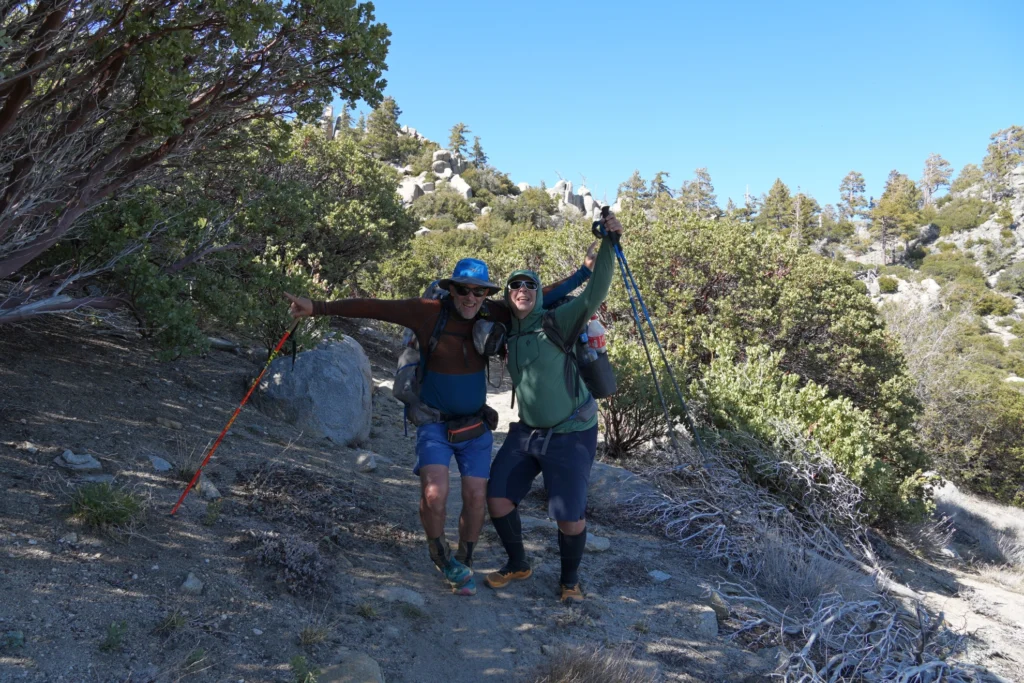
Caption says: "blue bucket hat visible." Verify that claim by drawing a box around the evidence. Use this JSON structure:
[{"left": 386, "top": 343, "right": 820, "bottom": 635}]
[{"left": 438, "top": 257, "right": 499, "bottom": 294}]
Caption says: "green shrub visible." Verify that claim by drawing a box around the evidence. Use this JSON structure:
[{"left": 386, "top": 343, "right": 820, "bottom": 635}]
[
  {"left": 599, "top": 338, "right": 676, "bottom": 458},
  {"left": 601, "top": 206, "right": 926, "bottom": 522},
  {"left": 975, "top": 291, "right": 1016, "bottom": 317},
  {"left": 71, "top": 483, "right": 146, "bottom": 532},
  {"left": 697, "top": 341, "right": 927, "bottom": 521},
  {"left": 488, "top": 188, "right": 557, "bottom": 229},
  {"left": 48, "top": 122, "right": 411, "bottom": 356},
  {"left": 933, "top": 196, "right": 996, "bottom": 235},
  {"left": 410, "top": 186, "right": 476, "bottom": 225},
  {"left": 878, "top": 276, "right": 899, "bottom": 294},
  {"left": 919, "top": 250, "right": 985, "bottom": 283},
  {"left": 997, "top": 204, "right": 1015, "bottom": 229},
  {"left": 99, "top": 621, "right": 129, "bottom": 652},
  {"left": 996, "top": 262, "right": 1024, "bottom": 297},
  {"left": 462, "top": 165, "right": 517, "bottom": 199}
]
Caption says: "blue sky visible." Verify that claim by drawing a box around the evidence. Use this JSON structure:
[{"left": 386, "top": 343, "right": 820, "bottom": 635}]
[{"left": 334, "top": 0, "right": 1023, "bottom": 208}]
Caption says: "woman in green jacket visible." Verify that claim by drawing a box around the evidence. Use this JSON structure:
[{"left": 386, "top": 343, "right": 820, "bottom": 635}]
[{"left": 485, "top": 213, "right": 623, "bottom": 603}]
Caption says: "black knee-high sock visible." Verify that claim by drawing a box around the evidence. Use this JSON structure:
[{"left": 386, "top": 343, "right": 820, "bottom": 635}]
[
  {"left": 455, "top": 539, "right": 475, "bottom": 568},
  {"left": 558, "top": 528, "right": 587, "bottom": 587},
  {"left": 427, "top": 535, "right": 451, "bottom": 570},
  {"left": 491, "top": 508, "right": 528, "bottom": 570}
]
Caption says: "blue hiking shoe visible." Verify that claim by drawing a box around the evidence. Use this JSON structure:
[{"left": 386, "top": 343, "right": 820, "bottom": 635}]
[{"left": 440, "top": 557, "right": 475, "bottom": 595}]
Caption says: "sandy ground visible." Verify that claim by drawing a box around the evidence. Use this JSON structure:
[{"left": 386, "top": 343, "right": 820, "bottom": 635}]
[{"left": 0, "top": 317, "right": 1022, "bottom": 682}]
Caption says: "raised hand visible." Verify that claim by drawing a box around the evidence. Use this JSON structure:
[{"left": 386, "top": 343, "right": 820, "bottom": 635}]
[{"left": 284, "top": 292, "right": 313, "bottom": 319}]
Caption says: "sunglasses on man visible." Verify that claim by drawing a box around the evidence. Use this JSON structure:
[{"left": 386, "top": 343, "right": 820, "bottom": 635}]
[
  {"left": 451, "top": 283, "right": 491, "bottom": 298},
  {"left": 507, "top": 280, "right": 538, "bottom": 291}
]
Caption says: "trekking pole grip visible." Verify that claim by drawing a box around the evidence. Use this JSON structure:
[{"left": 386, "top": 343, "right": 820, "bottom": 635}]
[{"left": 591, "top": 205, "right": 621, "bottom": 246}]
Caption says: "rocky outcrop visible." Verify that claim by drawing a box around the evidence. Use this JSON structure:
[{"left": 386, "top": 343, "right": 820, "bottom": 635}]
[
  {"left": 397, "top": 177, "right": 423, "bottom": 205},
  {"left": 252, "top": 336, "right": 372, "bottom": 446},
  {"left": 448, "top": 174, "right": 473, "bottom": 199}
]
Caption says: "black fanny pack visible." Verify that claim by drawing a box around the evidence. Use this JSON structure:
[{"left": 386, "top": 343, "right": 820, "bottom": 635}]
[{"left": 445, "top": 405, "right": 499, "bottom": 443}]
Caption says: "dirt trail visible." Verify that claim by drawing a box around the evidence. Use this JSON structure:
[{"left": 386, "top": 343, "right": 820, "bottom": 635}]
[{"left": 0, "top": 320, "right": 1021, "bottom": 682}]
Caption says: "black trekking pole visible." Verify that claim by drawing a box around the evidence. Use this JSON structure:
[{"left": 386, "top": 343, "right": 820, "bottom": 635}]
[{"left": 593, "top": 208, "right": 708, "bottom": 458}]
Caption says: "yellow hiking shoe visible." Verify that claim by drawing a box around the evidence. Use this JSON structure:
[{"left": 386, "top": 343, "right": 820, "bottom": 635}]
[
  {"left": 559, "top": 583, "right": 584, "bottom": 603},
  {"left": 484, "top": 563, "right": 532, "bottom": 589}
]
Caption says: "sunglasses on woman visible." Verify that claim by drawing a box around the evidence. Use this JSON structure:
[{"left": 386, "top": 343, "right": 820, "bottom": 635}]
[
  {"left": 507, "top": 280, "right": 538, "bottom": 291},
  {"left": 451, "top": 283, "right": 490, "bottom": 298}
]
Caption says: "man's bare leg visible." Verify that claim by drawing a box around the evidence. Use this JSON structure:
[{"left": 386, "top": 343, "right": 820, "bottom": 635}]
[{"left": 455, "top": 476, "right": 487, "bottom": 566}]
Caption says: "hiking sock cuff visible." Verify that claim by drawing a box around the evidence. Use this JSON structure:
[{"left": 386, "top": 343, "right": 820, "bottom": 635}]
[
  {"left": 558, "top": 528, "right": 587, "bottom": 586},
  {"left": 455, "top": 539, "right": 475, "bottom": 567},
  {"left": 491, "top": 509, "right": 527, "bottom": 568},
  {"left": 428, "top": 535, "right": 451, "bottom": 570}
]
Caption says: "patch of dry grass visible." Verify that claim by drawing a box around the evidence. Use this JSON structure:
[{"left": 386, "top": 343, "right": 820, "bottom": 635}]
[{"left": 533, "top": 645, "right": 656, "bottom": 683}]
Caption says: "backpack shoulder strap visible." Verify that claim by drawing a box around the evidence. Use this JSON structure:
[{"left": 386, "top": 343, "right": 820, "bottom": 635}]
[
  {"left": 541, "top": 311, "right": 581, "bottom": 399},
  {"left": 419, "top": 300, "right": 451, "bottom": 380}
]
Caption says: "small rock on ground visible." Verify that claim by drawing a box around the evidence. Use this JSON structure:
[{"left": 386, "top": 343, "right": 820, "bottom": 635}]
[
  {"left": 196, "top": 475, "right": 221, "bottom": 500},
  {"left": 649, "top": 570, "right": 672, "bottom": 582},
  {"left": 356, "top": 452, "right": 377, "bottom": 473},
  {"left": 319, "top": 653, "right": 384, "bottom": 683},
  {"left": 181, "top": 572, "right": 203, "bottom": 594},
  {"left": 587, "top": 535, "right": 611, "bottom": 552},
  {"left": 53, "top": 450, "right": 102, "bottom": 471},
  {"left": 682, "top": 604, "right": 719, "bottom": 639},
  {"left": 148, "top": 455, "right": 172, "bottom": 472}
]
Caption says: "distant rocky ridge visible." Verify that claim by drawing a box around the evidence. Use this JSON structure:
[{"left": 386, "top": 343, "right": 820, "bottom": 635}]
[{"left": 319, "top": 107, "right": 612, "bottom": 236}]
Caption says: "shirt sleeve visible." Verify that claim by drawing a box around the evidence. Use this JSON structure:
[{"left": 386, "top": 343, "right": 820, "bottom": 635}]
[
  {"left": 550, "top": 237, "right": 615, "bottom": 336},
  {"left": 542, "top": 265, "right": 592, "bottom": 308},
  {"left": 311, "top": 297, "right": 437, "bottom": 329}
]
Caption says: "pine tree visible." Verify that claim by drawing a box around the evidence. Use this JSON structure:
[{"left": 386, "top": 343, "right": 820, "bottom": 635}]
[
  {"left": 617, "top": 170, "right": 650, "bottom": 207},
  {"left": 354, "top": 113, "right": 366, "bottom": 141},
  {"left": 872, "top": 170, "right": 922, "bottom": 264},
  {"left": 363, "top": 96, "right": 401, "bottom": 160},
  {"left": 838, "top": 171, "right": 868, "bottom": 222},
  {"left": 759, "top": 178, "right": 793, "bottom": 232},
  {"left": 792, "top": 191, "right": 821, "bottom": 244},
  {"left": 471, "top": 136, "right": 488, "bottom": 167},
  {"left": 649, "top": 171, "right": 673, "bottom": 198},
  {"left": 335, "top": 105, "right": 353, "bottom": 138},
  {"left": 982, "top": 126, "right": 1024, "bottom": 197},
  {"left": 919, "top": 153, "right": 953, "bottom": 206},
  {"left": 950, "top": 163, "right": 983, "bottom": 194},
  {"left": 448, "top": 122, "right": 471, "bottom": 156},
  {"left": 678, "top": 168, "right": 718, "bottom": 218}
]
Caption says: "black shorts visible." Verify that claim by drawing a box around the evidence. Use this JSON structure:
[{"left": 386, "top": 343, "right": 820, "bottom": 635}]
[{"left": 487, "top": 422, "right": 598, "bottom": 522}]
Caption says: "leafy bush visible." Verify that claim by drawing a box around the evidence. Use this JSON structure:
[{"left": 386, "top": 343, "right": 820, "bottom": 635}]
[
  {"left": 599, "top": 338, "right": 675, "bottom": 458},
  {"left": 878, "top": 276, "right": 899, "bottom": 294},
  {"left": 462, "top": 165, "right": 518, "bottom": 203},
  {"left": 919, "top": 250, "right": 985, "bottom": 283},
  {"left": 697, "top": 341, "right": 927, "bottom": 521},
  {"left": 933, "top": 196, "right": 996, "bottom": 235},
  {"left": 489, "top": 188, "right": 558, "bottom": 229},
  {"left": 996, "top": 262, "right": 1024, "bottom": 297},
  {"left": 48, "top": 123, "right": 412, "bottom": 356},
  {"left": 884, "top": 300, "right": 1024, "bottom": 507},
  {"left": 599, "top": 207, "right": 926, "bottom": 522},
  {"left": 410, "top": 187, "right": 476, "bottom": 226}
]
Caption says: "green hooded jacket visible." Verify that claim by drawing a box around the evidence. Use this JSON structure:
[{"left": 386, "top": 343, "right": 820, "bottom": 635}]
[{"left": 505, "top": 235, "right": 616, "bottom": 432}]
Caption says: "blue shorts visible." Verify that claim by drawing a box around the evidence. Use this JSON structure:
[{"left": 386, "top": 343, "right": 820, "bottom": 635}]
[
  {"left": 414, "top": 422, "right": 493, "bottom": 479},
  {"left": 486, "top": 422, "right": 598, "bottom": 521}
]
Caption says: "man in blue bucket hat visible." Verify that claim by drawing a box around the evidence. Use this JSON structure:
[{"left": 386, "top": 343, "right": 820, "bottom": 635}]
[{"left": 285, "top": 246, "right": 595, "bottom": 596}]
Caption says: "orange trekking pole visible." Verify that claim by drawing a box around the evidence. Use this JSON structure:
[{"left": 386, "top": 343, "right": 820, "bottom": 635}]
[{"left": 170, "top": 319, "right": 301, "bottom": 515}]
